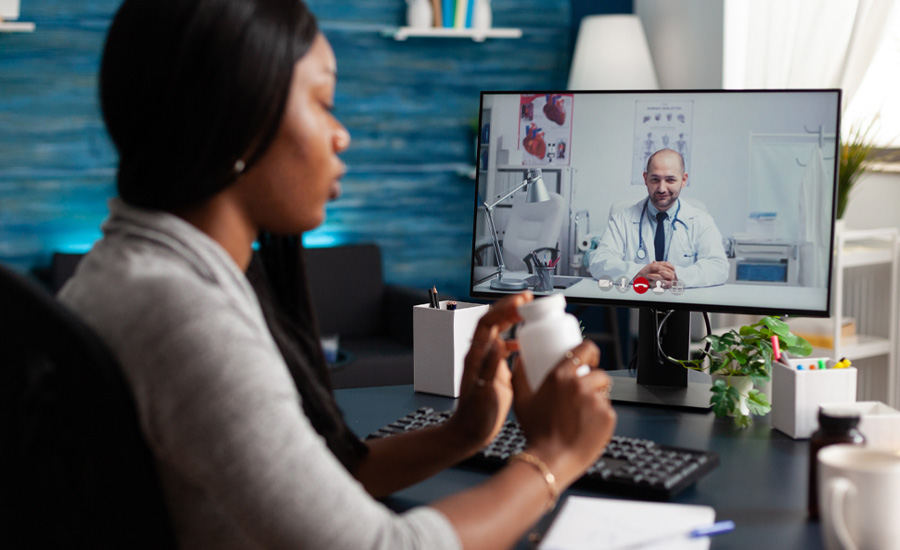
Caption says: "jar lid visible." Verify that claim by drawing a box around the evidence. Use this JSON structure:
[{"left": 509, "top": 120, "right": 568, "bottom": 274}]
[
  {"left": 818, "top": 404, "right": 861, "bottom": 429},
  {"left": 517, "top": 293, "right": 567, "bottom": 323}
]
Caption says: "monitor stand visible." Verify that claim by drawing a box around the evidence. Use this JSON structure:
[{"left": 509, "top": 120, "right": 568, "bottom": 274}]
[{"left": 609, "top": 308, "right": 712, "bottom": 412}]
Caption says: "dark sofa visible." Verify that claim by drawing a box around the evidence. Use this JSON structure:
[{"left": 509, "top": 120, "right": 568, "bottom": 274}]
[{"left": 305, "top": 244, "right": 431, "bottom": 389}]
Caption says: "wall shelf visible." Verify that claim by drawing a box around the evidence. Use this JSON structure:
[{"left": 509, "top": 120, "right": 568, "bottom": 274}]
[
  {"left": 0, "top": 21, "right": 35, "bottom": 32},
  {"left": 383, "top": 26, "right": 522, "bottom": 42}
]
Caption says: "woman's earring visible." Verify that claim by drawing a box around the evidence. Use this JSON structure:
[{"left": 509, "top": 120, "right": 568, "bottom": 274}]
[{"left": 233, "top": 159, "right": 246, "bottom": 174}]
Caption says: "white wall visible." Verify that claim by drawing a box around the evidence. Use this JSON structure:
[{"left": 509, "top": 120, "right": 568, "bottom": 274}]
[
  {"left": 635, "top": 0, "right": 725, "bottom": 89},
  {"left": 842, "top": 171, "right": 900, "bottom": 230}
]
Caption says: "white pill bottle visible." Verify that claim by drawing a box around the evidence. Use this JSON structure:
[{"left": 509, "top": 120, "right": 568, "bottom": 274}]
[{"left": 516, "top": 293, "right": 583, "bottom": 389}]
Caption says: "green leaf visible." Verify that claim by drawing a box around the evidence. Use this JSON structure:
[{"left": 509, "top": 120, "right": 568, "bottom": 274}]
[
  {"left": 763, "top": 316, "right": 790, "bottom": 337},
  {"left": 725, "top": 384, "right": 741, "bottom": 403},
  {"left": 709, "top": 381, "right": 731, "bottom": 418},
  {"left": 708, "top": 335, "right": 728, "bottom": 353},
  {"left": 785, "top": 335, "right": 813, "bottom": 357},
  {"left": 746, "top": 389, "right": 772, "bottom": 416}
]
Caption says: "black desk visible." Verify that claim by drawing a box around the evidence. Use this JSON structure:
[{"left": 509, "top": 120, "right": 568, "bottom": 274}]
[{"left": 334, "top": 385, "right": 823, "bottom": 549}]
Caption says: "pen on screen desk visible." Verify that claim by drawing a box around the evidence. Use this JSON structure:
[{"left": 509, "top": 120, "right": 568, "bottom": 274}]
[{"left": 609, "top": 520, "right": 735, "bottom": 550}]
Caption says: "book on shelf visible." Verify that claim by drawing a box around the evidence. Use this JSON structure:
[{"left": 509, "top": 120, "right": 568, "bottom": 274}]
[
  {"left": 436, "top": 0, "right": 475, "bottom": 29},
  {"left": 431, "top": 0, "right": 442, "bottom": 27}
]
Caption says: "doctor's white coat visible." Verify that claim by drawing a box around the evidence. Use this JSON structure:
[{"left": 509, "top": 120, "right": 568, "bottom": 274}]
[{"left": 588, "top": 198, "right": 729, "bottom": 288}]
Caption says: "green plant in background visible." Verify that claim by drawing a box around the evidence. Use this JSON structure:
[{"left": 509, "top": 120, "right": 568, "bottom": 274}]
[
  {"left": 836, "top": 121, "right": 878, "bottom": 220},
  {"left": 681, "top": 317, "right": 813, "bottom": 428}
]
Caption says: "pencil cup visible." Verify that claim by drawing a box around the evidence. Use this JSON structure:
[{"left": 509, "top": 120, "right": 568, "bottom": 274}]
[
  {"left": 413, "top": 301, "right": 489, "bottom": 397},
  {"left": 770, "top": 357, "right": 857, "bottom": 439},
  {"left": 534, "top": 266, "right": 554, "bottom": 292}
]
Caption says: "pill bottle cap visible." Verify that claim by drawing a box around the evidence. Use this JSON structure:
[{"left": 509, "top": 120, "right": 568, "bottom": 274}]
[{"left": 517, "top": 293, "right": 567, "bottom": 323}]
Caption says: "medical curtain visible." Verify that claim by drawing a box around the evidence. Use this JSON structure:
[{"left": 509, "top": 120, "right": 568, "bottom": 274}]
[{"left": 748, "top": 136, "right": 834, "bottom": 288}]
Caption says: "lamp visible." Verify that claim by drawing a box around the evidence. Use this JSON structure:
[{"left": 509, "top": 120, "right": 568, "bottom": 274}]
[
  {"left": 567, "top": 14, "right": 658, "bottom": 90},
  {"left": 483, "top": 168, "right": 550, "bottom": 290}
]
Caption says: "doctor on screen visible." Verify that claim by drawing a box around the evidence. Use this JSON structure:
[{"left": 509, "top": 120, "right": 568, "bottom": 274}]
[{"left": 588, "top": 149, "right": 729, "bottom": 289}]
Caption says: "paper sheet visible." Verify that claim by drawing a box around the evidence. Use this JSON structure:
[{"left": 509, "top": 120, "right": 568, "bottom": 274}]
[{"left": 539, "top": 496, "right": 716, "bottom": 550}]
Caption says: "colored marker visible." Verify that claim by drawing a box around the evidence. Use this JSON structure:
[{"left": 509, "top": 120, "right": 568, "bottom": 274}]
[
  {"left": 771, "top": 335, "right": 781, "bottom": 361},
  {"left": 818, "top": 359, "right": 826, "bottom": 370},
  {"left": 834, "top": 358, "right": 852, "bottom": 369}
]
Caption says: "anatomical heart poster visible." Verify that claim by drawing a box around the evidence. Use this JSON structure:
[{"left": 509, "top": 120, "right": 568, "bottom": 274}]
[{"left": 518, "top": 93, "right": 573, "bottom": 166}]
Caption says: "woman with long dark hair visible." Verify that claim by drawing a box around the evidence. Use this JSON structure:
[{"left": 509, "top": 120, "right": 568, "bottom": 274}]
[{"left": 59, "top": 1, "right": 617, "bottom": 548}]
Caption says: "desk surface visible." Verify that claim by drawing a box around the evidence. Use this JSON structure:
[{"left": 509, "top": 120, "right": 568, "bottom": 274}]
[{"left": 334, "top": 385, "right": 823, "bottom": 550}]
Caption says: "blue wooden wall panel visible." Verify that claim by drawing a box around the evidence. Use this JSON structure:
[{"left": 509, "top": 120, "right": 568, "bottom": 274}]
[{"left": 1, "top": 0, "right": 571, "bottom": 297}]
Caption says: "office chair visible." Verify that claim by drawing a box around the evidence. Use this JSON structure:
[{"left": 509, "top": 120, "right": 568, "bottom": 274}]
[
  {"left": 494, "top": 191, "right": 566, "bottom": 272},
  {"left": 0, "top": 263, "right": 175, "bottom": 548}
]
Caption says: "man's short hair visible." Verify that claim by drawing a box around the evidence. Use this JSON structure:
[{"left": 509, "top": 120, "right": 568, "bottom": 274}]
[{"left": 646, "top": 148, "right": 685, "bottom": 174}]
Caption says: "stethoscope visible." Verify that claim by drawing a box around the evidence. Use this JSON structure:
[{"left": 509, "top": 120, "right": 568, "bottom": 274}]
[{"left": 635, "top": 198, "right": 689, "bottom": 262}]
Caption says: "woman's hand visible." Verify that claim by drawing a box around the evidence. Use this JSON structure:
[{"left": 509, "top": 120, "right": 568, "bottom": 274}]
[
  {"left": 511, "top": 340, "right": 617, "bottom": 488},
  {"left": 446, "top": 291, "right": 533, "bottom": 453}
]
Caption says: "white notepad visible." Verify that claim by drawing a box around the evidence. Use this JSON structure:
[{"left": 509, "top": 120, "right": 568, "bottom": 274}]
[{"left": 539, "top": 496, "right": 716, "bottom": 550}]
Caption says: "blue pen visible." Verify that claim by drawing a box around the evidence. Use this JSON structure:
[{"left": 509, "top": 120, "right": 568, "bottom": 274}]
[{"left": 609, "top": 520, "right": 735, "bottom": 550}]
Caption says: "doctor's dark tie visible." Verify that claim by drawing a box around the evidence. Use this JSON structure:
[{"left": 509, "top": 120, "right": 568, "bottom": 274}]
[{"left": 654, "top": 211, "right": 667, "bottom": 261}]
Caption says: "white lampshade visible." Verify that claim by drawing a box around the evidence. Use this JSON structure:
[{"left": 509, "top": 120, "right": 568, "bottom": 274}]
[{"left": 568, "top": 14, "right": 659, "bottom": 90}]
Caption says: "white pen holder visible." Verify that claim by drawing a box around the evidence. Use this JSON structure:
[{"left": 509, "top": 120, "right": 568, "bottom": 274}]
[
  {"left": 770, "top": 357, "right": 857, "bottom": 439},
  {"left": 413, "top": 301, "right": 489, "bottom": 397}
]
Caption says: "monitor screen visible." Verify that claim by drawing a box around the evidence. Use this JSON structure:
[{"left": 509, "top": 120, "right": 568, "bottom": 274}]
[
  {"left": 470, "top": 89, "right": 840, "bottom": 317},
  {"left": 469, "top": 89, "right": 841, "bottom": 409}
]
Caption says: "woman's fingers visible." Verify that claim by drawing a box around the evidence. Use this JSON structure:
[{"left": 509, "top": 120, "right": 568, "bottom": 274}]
[
  {"left": 557, "top": 341, "right": 600, "bottom": 376},
  {"left": 468, "top": 292, "right": 530, "bottom": 348},
  {"left": 464, "top": 292, "right": 531, "bottom": 385}
]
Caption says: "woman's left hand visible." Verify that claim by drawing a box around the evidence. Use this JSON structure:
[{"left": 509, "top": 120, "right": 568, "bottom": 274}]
[{"left": 447, "top": 291, "right": 532, "bottom": 453}]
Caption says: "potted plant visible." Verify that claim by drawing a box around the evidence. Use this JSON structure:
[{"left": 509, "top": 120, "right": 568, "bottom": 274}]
[
  {"left": 681, "top": 317, "right": 813, "bottom": 428},
  {"left": 836, "top": 121, "right": 878, "bottom": 222}
]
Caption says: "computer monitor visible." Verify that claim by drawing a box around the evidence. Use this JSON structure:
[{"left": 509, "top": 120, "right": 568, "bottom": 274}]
[{"left": 470, "top": 89, "right": 840, "bottom": 410}]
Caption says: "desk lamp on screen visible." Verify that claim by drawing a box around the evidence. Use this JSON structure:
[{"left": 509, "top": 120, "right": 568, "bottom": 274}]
[
  {"left": 482, "top": 168, "right": 551, "bottom": 291},
  {"left": 469, "top": 89, "right": 840, "bottom": 411}
]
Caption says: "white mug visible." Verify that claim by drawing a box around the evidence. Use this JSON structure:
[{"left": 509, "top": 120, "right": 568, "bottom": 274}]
[{"left": 818, "top": 444, "right": 900, "bottom": 550}]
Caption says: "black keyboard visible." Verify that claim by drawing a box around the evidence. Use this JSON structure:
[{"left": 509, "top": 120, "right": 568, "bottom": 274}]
[{"left": 368, "top": 407, "right": 719, "bottom": 501}]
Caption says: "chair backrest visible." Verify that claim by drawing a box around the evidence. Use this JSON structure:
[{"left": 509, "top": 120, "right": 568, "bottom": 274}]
[
  {"left": 501, "top": 192, "right": 566, "bottom": 271},
  {"left": 0, "top": 263, "right": 175, "bottom": 548}
]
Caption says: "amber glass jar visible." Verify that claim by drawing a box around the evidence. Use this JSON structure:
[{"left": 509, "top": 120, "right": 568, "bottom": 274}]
[{"left": 807, "top": 406, "right": 866, "bottom": 519}]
